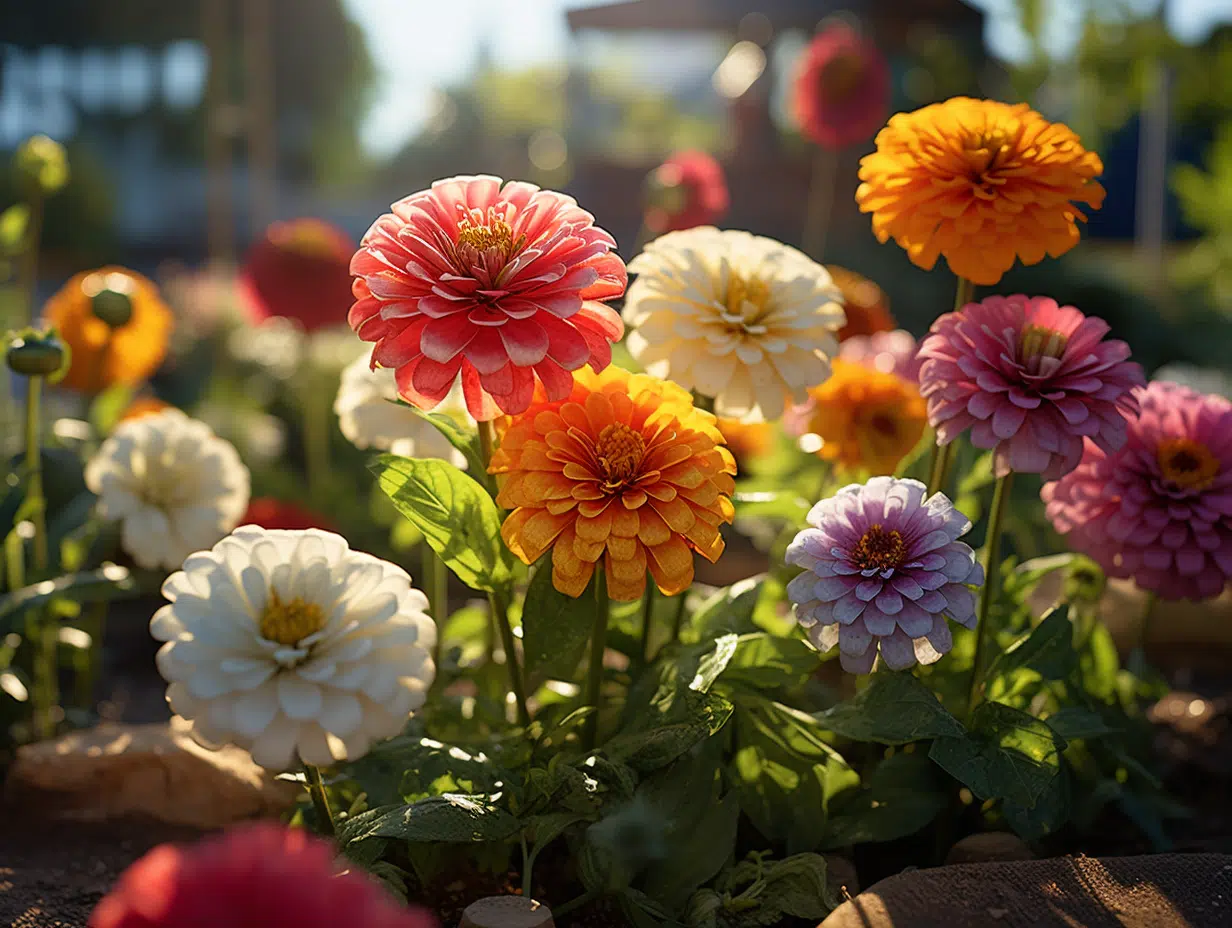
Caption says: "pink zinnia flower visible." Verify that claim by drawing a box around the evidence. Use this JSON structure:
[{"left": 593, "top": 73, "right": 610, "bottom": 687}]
[
  {"left": 839, "top": 329, "right": 922, "bottom": 382},
  {"left": 791, "top": 23, "right": 891, "bottom": 150},
  {"left": 89, "top": 823, "right": 436, "bottom": 928},
  {"left": 786, "top": 477, "right": 983, "bottom": 673},
  {"left": 644, "top": 150, "right": 730, "bottom": 234},
  {"left": 1043, "top": 381, "right": 1232, "bottom": 601},
  {"left": 918, "top": 295, "right": 1145, "bottom": 481},
  {"left": 349, "top": 175, "right": 627, "bottom": 420}
]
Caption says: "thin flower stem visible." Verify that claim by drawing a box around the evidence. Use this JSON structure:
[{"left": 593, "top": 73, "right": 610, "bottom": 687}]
[
  {"left": 302, "top": 378, "right": 331, "bottom": 499},
  {"left": 639, "top": 579, "right": 656, "bottom": 663},
  {"left": 583, "top": 568, "right": 610, "bottom": 751},
  {"left": 966, "top": 471, "right": 1013, "bottom": 716},
  {"left": 25, "top": 374, "right": 57, "bottom": 741},
  {"left": 802, "top": 147, "right": 838, "bottom": 261},
  {"left": 924, "top": 277, "right": 975, "bottom": 497},
  {"left": 25, "top": 377, "right": 47, "bottom": 573},
  {"left": 302, "top": 761, "right": 336, "bottom": 837},
  {"left": 553, "top": 888, "right": 600, "bottom": 918},
  {"left": 670, "top": 590, "right": 689, "bottom": 643},
  {"left": 422, "top": 543, "right": 447, "bottom": 668},
  {"left": 478, "top": 418, "right": 497, "bottom": 468}
]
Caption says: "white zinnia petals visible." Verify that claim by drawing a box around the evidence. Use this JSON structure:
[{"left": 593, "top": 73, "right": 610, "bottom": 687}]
[
  {"left": 624, "top": 227, "right": 846, "bottom": 420},
  {"left": 152, "top": 526, "right": 437, "bottom": 771},
  {"left": 334, "top": 354, "right": 470, "bottom": 466},
  {"left": 85, "top": 409, "right": 250, "bottom": 570}
]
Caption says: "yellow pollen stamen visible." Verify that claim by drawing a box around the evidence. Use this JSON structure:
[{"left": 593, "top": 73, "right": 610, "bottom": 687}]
[
  {"left": 1018, "top": 324, "right": 1068, "bottom": 373},
  {"left": 1157, "top": 438, "right": 1219, "bottom": 491},
  {"left": 259, "top": 589, "right": 327, "bottom": 646},
  {"left": 723, "top": 272, "right": 772, "bottom": 328},
  {"left": 852, "top": 524, "right": 907, "bottom": 573},
  {"left": 595, "top": 422, "right": 646, "bottom": 491}
]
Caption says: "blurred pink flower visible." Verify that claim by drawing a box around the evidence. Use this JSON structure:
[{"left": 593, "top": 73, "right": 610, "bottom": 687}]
[
  {"left": 791, "top": 23, "right": 891, "bottom": 150},
  {"left": 838, "top": 329, "right": 922, "bottom": 382},
  {"left": 644, "top": 150, "right": 729, "bottom": 234},
  {"left": 1043, "top": 381, "right": 1232, "bottom": 601},
  {"left": 241, "top": 219, "right": 355, "bottom": 333},
  {"left": 918, "top": 295, "right": 1144, "bottom": 480},
  {"left": 348, "top": 175, "right": 627, "bottom": 420}
]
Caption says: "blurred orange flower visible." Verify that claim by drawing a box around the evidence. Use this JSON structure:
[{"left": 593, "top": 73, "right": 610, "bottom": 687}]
[
  {"left": 787, "top": 359, "right": 926, "bottom": 475},
  {"left": 43, "top": 267, "right": 174, "bottom": 394},
  {"left": 490, "top": 366, "right": 736, "bottom": 602},
  {"left": 119, "top": 396, "right": 172, "bottom": 423},
  {"left": 828, "top": 266, "right": 895, "bottom": 341},
  {"left": 856, "top": 98, "right": 1104, "bottom": 286},
  {"left": 241, "top": 218, "right": 354, "bottom": 333},
  {"left": 717, "top": 417, "right": 772, "bottom": 473}
]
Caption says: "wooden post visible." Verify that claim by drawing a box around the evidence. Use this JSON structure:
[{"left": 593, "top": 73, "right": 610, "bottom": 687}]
[
  {"left": 242, "top": 0, "right": 277, "bottom": 234},
  {"left": 460, "top": 897, "right": 555, "bottom": 928},
  {"left": 201, "top": 0, "right": 235, "bottom": 269}
]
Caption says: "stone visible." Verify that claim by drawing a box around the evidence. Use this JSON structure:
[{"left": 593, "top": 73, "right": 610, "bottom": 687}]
[
  {"left": 460, "top": 896, "right": 554, "bottom": 928},
  {"left": 944, "top": 832, "right": 1035, "bottom": 866},
  {"left": 3, "top": 717, "right": 299, "bottom": 829}
]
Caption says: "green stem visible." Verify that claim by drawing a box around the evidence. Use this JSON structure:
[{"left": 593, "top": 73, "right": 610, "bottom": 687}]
[
  {"left": 639, "top": 579, "right": 656, "bottom": 663},
  {"left": 25, "top": 377, "right": 46, "bottom": 573},
  {"left": 926, "top": 440, "right": 956, "bottom": 497},
  {"left": 478, "top": 418, "right": 497, "bottom": 469},
  {"left": 20, "top": 190, "right": 44, "bottom": 323},
  {"left": 490, "top": 588, "right": 530, "bottom": 726},
  {"left": 691, "top": 391, "right": 716, "bottom": 414},
  {"left": 802, "top": 147, "right": 837, "bottom": 261},
  {"left": 966, "top": 472, "right": 1013, "bottom": 716},
  {"left": 553, "top": 888, "right": 600, "bottom": 918},
  {"left": 303, "top": 375, "right": 331, "bottom": 498},
  {"left": 422, "top": 543, "right": 447, "bottom": 668},
  {"left": 78, "top": 602, "right": 107, "bottom": 712},
  {"left": 583, "top": 568, "right": 610, "bottom": 751},
  {"left": 952, "top": 276, "right": 976, "bottom": 313},
  {"left": 302, "top": 761, "right": 336, "bottom": 837},
  {"left": 1136, "top": 591, "right": 1158, "bottom": 654},
  {"left": 25, "top": 375, "right": 56, "bottom": 740},
  {"left": 670, "top": 590, "right": 688, "bottom": 643}
]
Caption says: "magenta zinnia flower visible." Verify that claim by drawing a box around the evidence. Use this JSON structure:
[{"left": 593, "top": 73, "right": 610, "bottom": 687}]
[
  {"left": 348, "top": 175, "right": 627, "bottom": 420},
  {"left": 791, "top": 23, "right": 891, "bottom": 150},
  {"left": 918, "top": 295, "right": 1144, "bottom": 480},
  {"left": 786, "top": 477, "right": 983, "bottom": 673},
  {"left": 1043, "top": 381, "right": 1232, "bottom": 601},
  {"left": 839, "top": 329, "right": 922, "bottom": 382},
  {"left": 644, "top": 150, "right": 730, "bottom": 234}
]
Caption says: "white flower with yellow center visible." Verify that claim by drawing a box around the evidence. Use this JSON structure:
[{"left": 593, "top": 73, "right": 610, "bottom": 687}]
[
  {"left": 151, "top": 526, "right": 437, "bottom": 771},
  {"left": 85, "top": 409, "right": 250, "bottom": 570},
  {"left": 334, "top": 354, "right": 470, "bottom": 466},
  {"left": 624, "top": 227, "right": 846, "bottom": 420}
]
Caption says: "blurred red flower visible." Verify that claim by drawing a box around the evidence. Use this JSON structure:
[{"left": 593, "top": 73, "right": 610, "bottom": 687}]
[
  {"left": 241, "top": 497, "right": 335, "bottom": 532},
  {"left": 241, "top": 218, "right": 355, "bottom": 332},
  {"left": 644, "top": 150, "right": 730, "bottom": 234},
  {"left": 89, "top": 823, "right": 436, "bottom": 928},
  {"left": 791, "top": 24, "right": 890, "bottom": 150}
]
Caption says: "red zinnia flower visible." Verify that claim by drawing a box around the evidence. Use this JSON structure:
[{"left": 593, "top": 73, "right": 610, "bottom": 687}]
[
  {"left": 241, "top": 218, "right": 355, "bottom": 333},
  {"left": 644, "top": 150, "right": 730, "bottom": 234},
  {"left": 918, "top": 295, "right": 1144, "bottom": 481},
  {"left": 241, "top": 497, "right": 335, "bottom": 532},
  {"left": 349, "top": 175, "right": 627, "bottom": 421},
  {"left": 791, "top": 23, "right": 891, "bottom": 150},
  {"left": 1044, "top": 382, "right": 1232, "bottom": 602},
  {"left": 89, "top": 823, "right": 436, "bottom": 928}
]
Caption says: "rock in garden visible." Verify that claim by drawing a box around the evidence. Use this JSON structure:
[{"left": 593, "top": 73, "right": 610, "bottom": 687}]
[
  {"left": 460, "top": 896, "right": 554, "bottom": 928},
  {"left": 944, "top": 832, "right": 1034, "bottom": 865},
  {"left": 3, "top": 717, "right": 298, "bottom": 828}
]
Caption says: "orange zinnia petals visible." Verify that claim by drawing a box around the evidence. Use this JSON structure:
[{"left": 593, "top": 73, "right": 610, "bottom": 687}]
[
  {"left": 855, "top": 98, "right": 1105, "bottom": 286},
  {"left": 489, "top": 366, "right": 736, "bottom": 602},
  {"left": 43, "top": 267, "right": 174, "bottom": 394}
]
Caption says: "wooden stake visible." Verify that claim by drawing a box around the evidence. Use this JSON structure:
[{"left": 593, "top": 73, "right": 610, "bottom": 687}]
[{"left": 460, "top": 896, "right": 555, "bottom": 928}]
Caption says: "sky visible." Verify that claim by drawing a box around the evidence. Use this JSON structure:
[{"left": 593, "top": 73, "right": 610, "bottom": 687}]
[{"left": 342, "top": 0, "right": 1232, "bottom": 159}]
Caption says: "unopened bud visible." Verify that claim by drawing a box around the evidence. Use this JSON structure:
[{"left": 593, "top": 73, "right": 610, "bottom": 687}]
[{"left": 14, "top": 135, "right": 69, "bottom": 195}]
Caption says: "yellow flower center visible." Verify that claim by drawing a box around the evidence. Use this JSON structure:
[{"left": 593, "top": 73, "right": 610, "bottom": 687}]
[
  {"left": 1157, "top": 438, "right": 1219, "bottom": 491},
  {"left": 595, "top": 422, "right": 646, "bottom": 491},
  {"left": 818, "top": 51, "right": 866, "bottom": 104},
  {"left": 851, "top": 524, "right": 906, "bottom": 572},
  {"left": 259, "top": 589, "right": 327, "bottom": 646},
  {"left": 722, "top": 272, "right": 772, "bottom": 332},
  {"left": 1017, "top": 324, "right": 1068, "bottom": 373},
  {"left": 963, "top": 128, "right": 1013, "bottom": 178}
]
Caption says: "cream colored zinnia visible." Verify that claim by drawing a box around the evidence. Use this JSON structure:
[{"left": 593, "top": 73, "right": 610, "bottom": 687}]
[
  {"left": 85, "top": 409, "right": 250, "bottom": 570},
  {"left": 624, "top": 228, "right": 845, "bottom": 420}
]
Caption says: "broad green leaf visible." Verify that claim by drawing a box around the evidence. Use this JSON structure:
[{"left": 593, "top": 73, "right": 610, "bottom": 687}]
[
  {"left": 693, "top": 575, "right": 764, "bottom": 639},
  {"left": 1045, "top": 706, "right": 1120, "bottom": 742},
  {"left": 644, "top": 793, "right": 739, "bottom": 907},
  {"left": 524, "top": 810, "right": 589, "bottom": 868},
  {"left": 823, "top": 751, "right": 948, "bottom": 847},
  {"left": 607, "top": 691, "right": 733, "bottom": 774},
  {"left": 370, "top": 454, "right": 510, "bottom": 592},
  {"left": 618, "top": 888, "right": 684, "bottom": 928},
  {"left": 987, "top": 604, "right": 1076, "bottom": 683},
  {"left": 1003, "top": 763, "right": 1071, "bottom": 840},
  {"left": 731, "top": 491, "right": 811, "bottom": 522},
  {"left": 815, "top": 672, "right": 965, "bottom": 745},
  {"left": 928, "top": 701, "right": 1063, "bottom": 809},
  {"left": 340, "top": 794, "right": 520, "bottom": 844},
  {"left": 341, "top": 735, "right": 504, "bottom": 804},
  {"left": 764, "top": 853, "right": 839, "bottom": 919},
  {"left": 521, "top": 561, "right": 594, "bottom": 679},
  {"left": 0, "top": 564, "right": 157, "bottom": 632},
  {"left": 720, "top": 631, "right": 817, "bottom": 691},
  {"left": 394, "top": 399, "right": 490, "bottom": 488},
  {"left": 689, "top": 632, "right": 739, "bottom": 693}
]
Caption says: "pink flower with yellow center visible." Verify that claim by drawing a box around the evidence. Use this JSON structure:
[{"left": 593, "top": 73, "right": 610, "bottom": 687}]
[
  {"left": 791, "top": 23, "right": 891, "bottom": 150},
  {"left": 348, "top": 175, "right": 627, "bottom": 421},
  {"left": 1043, "top": 381, "right": 1232, "bottom": 601}
]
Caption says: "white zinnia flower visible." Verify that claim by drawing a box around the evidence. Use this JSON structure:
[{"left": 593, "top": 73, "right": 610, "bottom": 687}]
[
  {"left": 85, "top": 409, "right": 250, "bottom": 570},
  {"left": 334, "top": 354, "right": 470, "bottom": 466},
  {"left": 624, "top": 227, "right": 846, "bottom": 420},
  {"left": 152, "top": 526, "right": 437, "bottom": 770}
]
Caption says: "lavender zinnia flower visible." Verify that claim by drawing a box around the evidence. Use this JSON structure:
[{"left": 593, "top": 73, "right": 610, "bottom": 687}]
[{"left": 786, "top": 477, "right": 984, "bottom": 673}]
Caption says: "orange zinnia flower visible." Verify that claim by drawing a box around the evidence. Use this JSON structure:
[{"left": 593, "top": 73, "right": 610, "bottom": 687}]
[
  {"left": 856, "top": 98, "right": 1105, "bottom": 286},
  {"left": 490, "top": 366, "right": 736, "bottom": 602},
  {"left": 827, "top": 266, "right": 895, "bottom": 341},
  {"left": 786, "top": 360, "right": 927, "bottom": 476},
  {"left": 43, "top": 267, "right": 174, "bottom": 394},
  {"left": 119, "top": 396, "right": 172, "bottom": 423},
  {"left": 717, "top": 417, "right": 772, "bottom": 474}
]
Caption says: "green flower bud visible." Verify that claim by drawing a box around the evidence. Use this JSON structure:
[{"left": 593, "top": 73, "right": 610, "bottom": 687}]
[
  {"left": 14, "top": 135, "right": 69, "bottom": 195},
  {"left": 1062, "top": 554, "right": 1106, "bottom": 606},
  {"left": 91, "top": 288, "right": 134, "bottom": 328},
  {"left": 6, "top": 330, "right": 66, "bottom": 377}
]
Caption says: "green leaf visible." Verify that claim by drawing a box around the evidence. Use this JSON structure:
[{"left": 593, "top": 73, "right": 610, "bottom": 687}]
[
  {"left": 731, "top": 492, "right": 811, "bottom": 522},
  {"left": 816, "top": 672, "right": 965, "bottom": 745},
  {"left": 521, "top": 561, "right": 594, "bottom": 679},
  {"left": 764, "top": 853, "right": 839, "bottom": 919},
  {"left": 607, "top": 691, "right": 733, "bottom": 774},
  {"left": 720, "top": 632, "right": 818, "bottom": 691},
  {"left": 689, "top": 633, "right": 739, "bottom": 694},
  {"left": 396, "top": 401, "right": 492, "bottom": 490},
  {"left": 370, "top": 454, "right": 511, "bottom": 592},
  {"left": 0, "top": 564, "right": 157, "bottom": 632},
  {"left": 88, "top": 384, "right": 135, "bottom": 436},
  {"left": 341, "top": 735, "right": 505, "bottom": 804},
  {"left": 693, "top": 575, "right": 764, "bottom": 639},
  {"left": 823, "top": 751, "right": 948, "bottom": 847},
  {"left": 928, "top": 701, "right": 1063, "bottom": 809},
  {"left": 987, "top": 604, "right": 1076, "bottom": 683},
  {"left": 645, "top": 793, "right": 739, "bottom": 907},
  {"left": 1045, "top": 707, "right": 1120, "bottom": 742},
  {"left": 1003, "top": 764, "right": 1071, "bottom": 840},
  {"left": 340, "top": 794, "right": 520, "bottom": 844}
]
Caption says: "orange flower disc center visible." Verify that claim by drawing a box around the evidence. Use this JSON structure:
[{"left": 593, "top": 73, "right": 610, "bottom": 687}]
[
  {"left": 1157, "top": 438, "right": 1219, "bottom": 491},
  {"left": 594, "top": 422, "right": 646, "bottom": 491},
  {"left": 962, "top": 128, "right": 1013, "bottom": 181},
  {"left": 259, "top": 589, "right": 326, "bottom": 646},
  {"left": 1018, "top": 324, "right": 1068, "bottom": 374},
  {"left": 851, "top": 523, "right": 906, "bottom": 572}
]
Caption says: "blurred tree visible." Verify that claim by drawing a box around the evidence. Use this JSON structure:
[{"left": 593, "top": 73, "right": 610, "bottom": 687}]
[{"left": 1171, "top": 121, "right": 1232, "bottom": 310}]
